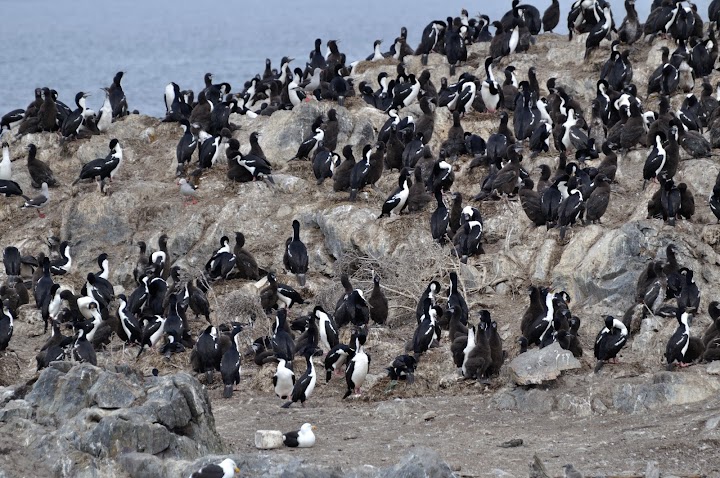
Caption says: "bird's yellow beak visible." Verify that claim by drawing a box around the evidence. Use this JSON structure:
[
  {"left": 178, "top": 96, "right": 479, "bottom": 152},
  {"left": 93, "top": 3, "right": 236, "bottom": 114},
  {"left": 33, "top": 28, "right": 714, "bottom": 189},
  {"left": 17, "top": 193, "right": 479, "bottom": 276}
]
[
  {"left": 312, "top": 426, "right": 317, "bottom": 430},
  {"left": 234, "top": 467, "right": 241, "bottom": 473}
]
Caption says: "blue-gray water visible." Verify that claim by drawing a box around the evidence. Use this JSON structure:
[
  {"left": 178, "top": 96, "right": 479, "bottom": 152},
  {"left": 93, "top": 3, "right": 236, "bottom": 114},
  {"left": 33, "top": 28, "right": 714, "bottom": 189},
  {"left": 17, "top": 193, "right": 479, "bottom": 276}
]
[{"left": 0, "top": 0, "right": 712, "bottom": 118}]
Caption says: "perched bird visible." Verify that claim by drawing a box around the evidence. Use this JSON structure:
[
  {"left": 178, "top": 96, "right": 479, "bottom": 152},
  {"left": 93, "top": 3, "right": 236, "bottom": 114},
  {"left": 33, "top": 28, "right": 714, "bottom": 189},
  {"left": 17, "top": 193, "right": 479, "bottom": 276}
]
[
  {"left": 344, "top": 334, "right": 370, "bottom": 398},
  {"left": 542, "top": 0, "right": 560, "bottom": 32},
  {"left": 73, "top": 322, "right": 97, "bottom": 366},
  {"left": 281, "top": 350, "right": 317, "bottom": 408},
  {"left": 175, "top": 120, "right": 197, "bottom": 176},
  {"left": 0, "top": 303, "right": 13, "bottom": 352},
  {"left": 666, "top": 307, "right": 699, "bottom": 370},
  {"left": 233, "top": 232, "right": 259, "bottom": 280},
  {"left": 386, "top": 354, "right": 417, "bottom": 386},
  {"left": 0, "top": 179, "right": 23, "bottom": 198},
  {"left": 21, "top": 182, "right": 49, "bottom": 218},
  {"left": 73, "top": 138, "right": 123, "bottom": 186},
  {"left": 108, "top": 71, "right": 128, "bottom": 118},
  {"left": 190, "top": 325, "right": 221, "bottom": 383},
  {"left": 283, "top": 423, "right": 316, "bottom": 448},
  {"left": 0, "top": 142, "right": 12, "bottom": 180},
  {"left": 178, "top": 178, "right": 199, "bottom": 204},
  {"left": 378, "top": 168, "right": 411, "bottom": 218},
  {"left": 189, "top": 458, "right": 240, "bottom": 478},
  {"left": 26, "top": 144, "right": 56, "bottom": 188},
  {"left": 220, "top": 323, "right": 243, "bottom": 398},
  {"left": 585, "top": 174, "right": 611, "bottom": 224},
  {"left": 283, "top": 220, "right": 309, "bottom": 287},
  {"left": 293, "top": 128, "right": 324, "bottom": 161},
  {"left": 594, "top": 316, "right": 628, "bottom": 373},
  {"left": 260, "top": 272, "right": 305, "bottom": 311},
  {"left": 273, "top": 358, "right": 295, "bottom": 400},
  {"left": 368, "top": 272, "right": 388, "bottom": 325},
  {"left": 60, "top": 91, "right": 90, "bottom": 140}
]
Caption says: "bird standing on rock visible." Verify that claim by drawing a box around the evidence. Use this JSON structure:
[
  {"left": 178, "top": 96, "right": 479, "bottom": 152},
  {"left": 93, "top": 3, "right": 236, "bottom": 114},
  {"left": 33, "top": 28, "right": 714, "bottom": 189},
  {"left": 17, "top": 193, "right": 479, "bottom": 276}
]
[
  {"left": 594, "top": 315, "right": 628, "bottom": 373},
  {"left": 378, "top": 168, "right": 411, "bottom": 218},
  {"left": 26, "top": 144, "right": 56, "bottom": 188},
  {"left": 108, "top": 71, "right": 128, "bottom": 118},
  {"left": 283, "top": 220, "right": 309, "bottom": 287},
  {"left": 73, "top": 138, "right": 123, "bottom": 186},
  {"left": 21, "top": 182, "right": 49, "bottom": 218},
  {"left": 665, "top": 307, "right": 702, "bottom": 370},
  {"left": 178, "top": 179, "right": 198, "bottom": 204}
]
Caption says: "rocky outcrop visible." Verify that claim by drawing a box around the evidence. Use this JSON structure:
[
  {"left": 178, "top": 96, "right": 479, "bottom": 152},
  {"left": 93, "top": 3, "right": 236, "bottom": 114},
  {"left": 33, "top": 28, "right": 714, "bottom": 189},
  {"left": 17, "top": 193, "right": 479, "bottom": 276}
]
[
  {"left": 0, "top": 363, "right": 223, "bottom": 477},
  {"left": 612, "top": 371, "right": 720, "bottom": 414},
  {"left": 119, "top": 447, "right": 455, "bottom": 478}
]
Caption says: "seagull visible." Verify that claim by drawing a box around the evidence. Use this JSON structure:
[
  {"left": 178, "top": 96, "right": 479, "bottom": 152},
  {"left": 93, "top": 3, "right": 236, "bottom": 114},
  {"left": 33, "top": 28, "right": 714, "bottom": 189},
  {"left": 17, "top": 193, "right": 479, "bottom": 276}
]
[
  {"left": 189, "top": 458, "right": 240, "bottom": 478},
  {"left": 178, "top": 178, "right": 198, "bottom": 204},
  {"left": 21, "top": 182, "right": 49, "bottom": 218}
]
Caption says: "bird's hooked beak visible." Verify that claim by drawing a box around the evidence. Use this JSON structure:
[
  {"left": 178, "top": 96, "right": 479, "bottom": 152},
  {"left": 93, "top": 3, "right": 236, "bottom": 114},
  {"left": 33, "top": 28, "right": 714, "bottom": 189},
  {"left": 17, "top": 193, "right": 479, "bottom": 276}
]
[
  {"left": 312, "top": 425, "right": 318, "bottom": 430},
  {"left": 234, "top": 466, "right": 240, "bottom": 473}
]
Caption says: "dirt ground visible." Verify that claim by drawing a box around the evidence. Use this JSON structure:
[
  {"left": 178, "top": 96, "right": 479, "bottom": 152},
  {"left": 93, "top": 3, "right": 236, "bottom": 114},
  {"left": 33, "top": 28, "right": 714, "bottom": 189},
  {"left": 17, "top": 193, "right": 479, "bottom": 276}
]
[{"left": 208, "top": 355, "right": 720, "bottom": 478}]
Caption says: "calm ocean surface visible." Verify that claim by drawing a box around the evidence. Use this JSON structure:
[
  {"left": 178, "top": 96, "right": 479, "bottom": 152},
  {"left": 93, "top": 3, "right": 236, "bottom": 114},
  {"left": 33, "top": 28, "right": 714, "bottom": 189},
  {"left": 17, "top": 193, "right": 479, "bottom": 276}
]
[{"left": 0, "top": 0, "right": 711, "bottom": 118}]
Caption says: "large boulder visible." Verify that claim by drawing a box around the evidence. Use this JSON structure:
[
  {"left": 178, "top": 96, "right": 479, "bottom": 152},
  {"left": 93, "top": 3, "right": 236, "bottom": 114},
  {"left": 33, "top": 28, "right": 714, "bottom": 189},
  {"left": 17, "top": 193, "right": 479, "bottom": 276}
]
[
  {"left": 1, "top": 363, "right": 224, "bottom": 477},
  {"left": 508, "top": 343, "right": 581, "bottom": 386},
  {"left": 612, "top": 371, "right": 720, "bottom": 414}
]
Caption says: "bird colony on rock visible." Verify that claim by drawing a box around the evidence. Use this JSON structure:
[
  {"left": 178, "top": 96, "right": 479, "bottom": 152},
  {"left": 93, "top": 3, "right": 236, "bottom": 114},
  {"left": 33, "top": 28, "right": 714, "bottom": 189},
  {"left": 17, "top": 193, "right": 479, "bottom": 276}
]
[{"left": 3, "top": 0, "right": 720, "bottom": 471}]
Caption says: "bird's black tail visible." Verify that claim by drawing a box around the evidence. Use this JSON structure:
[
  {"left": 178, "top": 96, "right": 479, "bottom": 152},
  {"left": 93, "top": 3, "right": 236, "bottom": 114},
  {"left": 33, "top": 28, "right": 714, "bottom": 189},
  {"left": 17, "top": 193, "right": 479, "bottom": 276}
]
[
  {"left": 223, "top": 384, "right": 233, "bottom": 398},
  {"left": 594, "top": 360, "right": 604, "bottom": 373}
]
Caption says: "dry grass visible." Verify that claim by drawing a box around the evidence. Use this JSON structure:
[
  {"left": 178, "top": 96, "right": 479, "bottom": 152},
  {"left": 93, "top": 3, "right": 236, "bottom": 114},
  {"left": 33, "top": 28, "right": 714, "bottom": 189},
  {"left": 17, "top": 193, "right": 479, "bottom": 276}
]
[{"left": 332, "top": 241, "right": 463, "bottom": 326}]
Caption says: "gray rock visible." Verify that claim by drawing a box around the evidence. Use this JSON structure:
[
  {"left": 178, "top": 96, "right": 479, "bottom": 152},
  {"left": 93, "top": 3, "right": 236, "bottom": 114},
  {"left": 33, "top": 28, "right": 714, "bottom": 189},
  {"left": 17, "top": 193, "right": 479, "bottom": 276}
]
[
  {"left": 377, "top": 447, "right": 455, "bottom": 478},
  {"left": 508, "top": 343, "right": 581, "bottom": 386},
  {"left": 491, "top": 387, "right": 555, "bottom": 413},
  {"left": 555, "top": 393, "right": 592, "bottom": 417},
  {"left": 26, "top": 363, "right": 101, "bottom": 424},
  {"left": 0, "top": 385, "right": 20, "bottom": 409},
  {"left": 0, "top": 399, "right": 31, "bottom": 422},
  {"left": 645, "top": 460, "right": 660, "bottom": 478},
  {"left": 89, "top": 372, "right": 142, "bottom": 409},
  {"left": 118, "top": 452, "right": 174, "bottom": 478},
  {"left": 552, "top": 222, "right": 647, "bottom": 311},
  {"left": 592, "top": 398, "right": 608, "bottom": 414},
  {"left": 8, "top": 364, "right": 223, "bottom": 477},
  {"left": 707, "top": 362, "right": 720, "bottom": 375},
  {"left": 612, "top": 372, "right": 720, "bottom": 414}
]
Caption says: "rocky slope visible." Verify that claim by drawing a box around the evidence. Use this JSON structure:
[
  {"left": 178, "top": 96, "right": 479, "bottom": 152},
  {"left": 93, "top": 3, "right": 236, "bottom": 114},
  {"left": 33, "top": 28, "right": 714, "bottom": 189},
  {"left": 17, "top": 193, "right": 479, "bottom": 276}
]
[{"left": 0, "top": 30, "right": 720, "bottom": 477}]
